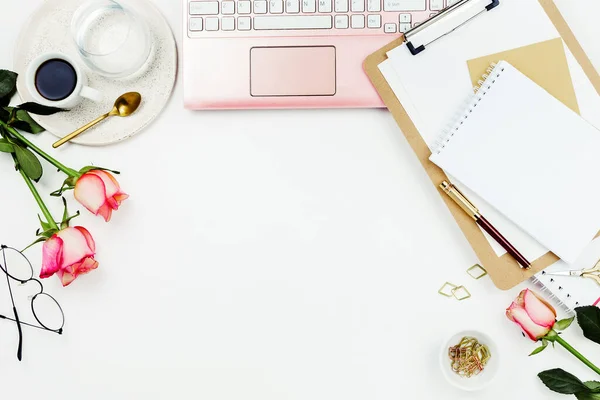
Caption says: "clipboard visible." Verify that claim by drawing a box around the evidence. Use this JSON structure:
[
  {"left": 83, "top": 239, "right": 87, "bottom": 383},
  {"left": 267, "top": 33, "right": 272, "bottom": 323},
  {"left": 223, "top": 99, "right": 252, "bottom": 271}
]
[{"left": 363, "top": 0, "right": 600, "bottom": 290}]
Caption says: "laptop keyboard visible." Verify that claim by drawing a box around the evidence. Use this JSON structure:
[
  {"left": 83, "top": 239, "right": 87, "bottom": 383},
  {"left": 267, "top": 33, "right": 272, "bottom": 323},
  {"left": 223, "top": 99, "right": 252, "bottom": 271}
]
[{"left": 187, "top": 0, "right": 459, "bottom": 37}]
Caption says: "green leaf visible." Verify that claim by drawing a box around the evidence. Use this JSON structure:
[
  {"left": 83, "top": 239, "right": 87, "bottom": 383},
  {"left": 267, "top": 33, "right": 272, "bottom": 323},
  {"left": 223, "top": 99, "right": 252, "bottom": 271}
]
[
  {"left": 538, "top": 369, "right": 589, "bottom": 394},
  {"left": 529, "top": 341, "right": 548, "bottom": 356},
  {"left": 79, "top": 165, "right": 121, "bottom": 175},
  {"left": 0, "top": 70, "right": 17, "bottom": 100},
  {"left": 61, "top": 211, "right": 80, "bottom": 230},
  {"left": 50, "top": 185, "right": 74, "bottom": 197},
  {"left": 575, "top": 392, "right": 600, "bottom": 400},
  {"left": 61, "top": 197, "right": 68, "bottom": 222},
  {"left": 37, "top": 214, "right": 51, "bottom": 232},
  {"left": 0, "top": 138, "right": 14, "bottom": 153},
  {"left": 0, "top": 106, "right": 10, "bottom": 120},
  {"left": 10, "top": 109, "right": 45, "bottom": 134},
  {"left": 576, "top": 306, "right": 600, "bottom": 345},
  {"left": 50, "top": 176, "right": 77, "bottom": 197},
  {"left": 14, "top": 145, "right": 43, "bottom": 181},
  {"left": 555, "top": 317, "right": 575, "bottom": 331},
  {"left": 59, "top": 197, "right": 80, "bottom": 229},
  {"left": 585, "top": 382, "right": 600, "bottom": 392},
  {"left": 36, "top": 229, "right": 56, "bottom": 239},
  {"left": 21, "top": 237, "right": 47, "bottom": 252},
  {"left": 16, "top": 102, "right": 64, "bottom": 116}
]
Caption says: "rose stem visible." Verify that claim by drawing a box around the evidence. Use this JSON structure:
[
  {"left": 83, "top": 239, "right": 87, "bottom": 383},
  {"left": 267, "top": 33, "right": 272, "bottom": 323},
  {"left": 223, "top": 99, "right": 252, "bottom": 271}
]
[
  {"left": 0, "top": 121, "right": 78, "bottom": 178},
  {"left": 555, "top": 335, "right": 600, "bottom": 376},
  {"left": 18, "top": 168, "right": 58, "bottom": 231}
]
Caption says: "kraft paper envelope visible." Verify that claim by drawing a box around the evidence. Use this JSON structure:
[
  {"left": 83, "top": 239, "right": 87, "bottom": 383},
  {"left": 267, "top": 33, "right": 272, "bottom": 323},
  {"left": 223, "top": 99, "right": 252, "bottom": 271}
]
[{"left": 467, "top": 38, "right": 579, "bottom": 114}]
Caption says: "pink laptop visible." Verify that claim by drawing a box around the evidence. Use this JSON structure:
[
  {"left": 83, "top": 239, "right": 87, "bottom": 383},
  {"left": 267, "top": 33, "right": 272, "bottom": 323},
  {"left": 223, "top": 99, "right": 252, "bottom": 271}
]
[{"left": 182, "top": 0, "right": 455, "bottom": 109}]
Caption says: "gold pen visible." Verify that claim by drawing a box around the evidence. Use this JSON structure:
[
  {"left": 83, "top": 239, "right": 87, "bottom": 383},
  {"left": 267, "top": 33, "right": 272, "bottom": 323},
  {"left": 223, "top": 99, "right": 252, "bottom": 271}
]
[{"left": 440, "top": 181, "right": 530, "bottom": 269}]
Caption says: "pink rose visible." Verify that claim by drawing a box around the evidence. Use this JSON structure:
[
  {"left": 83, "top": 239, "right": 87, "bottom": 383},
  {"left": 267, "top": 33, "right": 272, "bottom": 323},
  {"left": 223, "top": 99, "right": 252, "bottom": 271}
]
[
  {"left": 74, "top": 170, "right": 128, "bottom": 222},
  {"left": 506, "top": 289, "right": 557, "bottom": 341},
  {"left": 40, "top": 227, "right": 99, "bottom": 287}
]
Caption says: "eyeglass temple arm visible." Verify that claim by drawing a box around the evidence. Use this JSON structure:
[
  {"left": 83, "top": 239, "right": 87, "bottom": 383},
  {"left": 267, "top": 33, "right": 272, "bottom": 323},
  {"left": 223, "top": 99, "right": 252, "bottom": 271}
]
[
  {"left": 0, "top": 314, "right": 62, "bottom": 334},
  {"left": 13, "top": 306, "right": 22, "bottom": 361}
]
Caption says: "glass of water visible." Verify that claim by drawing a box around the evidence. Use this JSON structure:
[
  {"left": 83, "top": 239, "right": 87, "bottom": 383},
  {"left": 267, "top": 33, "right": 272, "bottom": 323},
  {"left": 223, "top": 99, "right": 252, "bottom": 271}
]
[{"left": 71, "top": 0, "right": 153, "bottom": 79}]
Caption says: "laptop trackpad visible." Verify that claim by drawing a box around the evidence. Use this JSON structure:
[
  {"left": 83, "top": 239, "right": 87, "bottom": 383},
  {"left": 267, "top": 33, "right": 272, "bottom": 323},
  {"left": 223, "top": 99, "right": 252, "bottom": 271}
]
[{"left": 250, "top": 46, "right": 336, "bottom": 97}]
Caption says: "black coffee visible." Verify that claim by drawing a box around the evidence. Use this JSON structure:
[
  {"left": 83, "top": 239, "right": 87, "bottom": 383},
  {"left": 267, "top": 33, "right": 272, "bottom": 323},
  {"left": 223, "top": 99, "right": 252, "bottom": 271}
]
[{"left": 34, "top": 59, "right": 78, "bottom": 101}]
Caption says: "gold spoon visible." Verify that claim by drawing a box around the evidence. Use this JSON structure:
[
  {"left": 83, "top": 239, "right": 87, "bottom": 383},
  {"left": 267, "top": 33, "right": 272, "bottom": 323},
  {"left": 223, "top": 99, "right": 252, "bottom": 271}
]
[{"left": 52, "top": 92, "right": 142, "bottom": 148}]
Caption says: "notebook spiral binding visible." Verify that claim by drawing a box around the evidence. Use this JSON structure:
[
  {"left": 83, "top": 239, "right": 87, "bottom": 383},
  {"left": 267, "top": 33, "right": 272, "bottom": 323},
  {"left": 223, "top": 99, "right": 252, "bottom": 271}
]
[
  {"left": 530, "top": 274, "right": 575, "bottom": 314},
  {"left": 432, "top": 62, "right": 506, "bottom": 155}
]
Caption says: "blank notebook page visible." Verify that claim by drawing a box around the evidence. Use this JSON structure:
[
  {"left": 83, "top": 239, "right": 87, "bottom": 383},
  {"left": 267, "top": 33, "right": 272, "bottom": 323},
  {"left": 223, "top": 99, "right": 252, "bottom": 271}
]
[{"left": 430, "top": 61, "right": 600, "bottom": 264}]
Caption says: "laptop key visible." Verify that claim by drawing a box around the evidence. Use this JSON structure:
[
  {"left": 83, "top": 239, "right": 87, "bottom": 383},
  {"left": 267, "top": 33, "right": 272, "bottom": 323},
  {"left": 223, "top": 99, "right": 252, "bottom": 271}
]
[
  {"left": 270, "top": 0, "right": 284, "bottom": 13},
  {"left": 318, "top": 0, "right": 332, "bottom": 13},
  {"left": 351, "top": 14, "right": 365, "bottom": 28},
  {"left": 222, "top": 17, "right": 235, "bottom": 30},
  {"left": 383, "top": 0, "right": 425, "bottom": 11},
  {"left": 254, "top": 1, "right": 268, "bottom": 13},
  {"left": 351, "top": 0, "right": 364, "bottom": 12},
  {"left": 430, "top": 0, "right": 443, "bottom": 10},
  {"left": 286, "top": 0, "right": 301, "bottom": 12},
  {"left": 335, "top": 14, "right": 349, "bottom": 28},
  {"left": 238, "top": 1, "right": 251, "bottom": 13},
  {"left": 205, "top": 17, "right": 219, "bottom": 30},
  {"left": 384, "top": 23, "right": 396, "bottom": 33},
  {"left": 253, "top": 15, "right": 332, "bottom": 30},
  {"left": 367, "top": 14, "right": 381, "bottom": 28},
  {"left": 367, "top": 0, "right": 381, "bottom": 12},
  {"left": 189, "top": 17, "right": 203, "bottom": 31},
  {"left": 238, "top": 16, "right": 252, "bottom": 30},
  {"left": 221, "top": 1, "right": 235, "bottom": 14},
  {"left": 302, "top": 0, "right": 316, "bottom": 13},
  {"left": 189, "top": 1, "right": 219, "bottom": 15}
]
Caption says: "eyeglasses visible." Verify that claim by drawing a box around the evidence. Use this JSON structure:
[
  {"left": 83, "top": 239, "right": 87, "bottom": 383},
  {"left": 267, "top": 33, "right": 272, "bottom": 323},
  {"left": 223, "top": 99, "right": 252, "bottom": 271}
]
[{"left": 0, "top": 245, "right": 65, "bottom": 361}]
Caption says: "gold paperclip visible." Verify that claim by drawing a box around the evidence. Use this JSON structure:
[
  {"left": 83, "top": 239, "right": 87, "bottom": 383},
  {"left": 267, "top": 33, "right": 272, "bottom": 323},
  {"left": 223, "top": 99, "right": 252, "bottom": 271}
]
[
  {"left": 438, "top": 282, "right": 458, "bottom": 297},
  {"left": 467, "top": 264, "right": 487, "bottom": 280}
]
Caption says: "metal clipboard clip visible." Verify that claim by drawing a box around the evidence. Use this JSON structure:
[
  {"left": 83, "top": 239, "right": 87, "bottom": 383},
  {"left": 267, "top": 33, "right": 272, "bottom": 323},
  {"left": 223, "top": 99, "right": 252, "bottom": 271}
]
[{"left": 403, "top": 0, "right": 500, "bottom": 56}]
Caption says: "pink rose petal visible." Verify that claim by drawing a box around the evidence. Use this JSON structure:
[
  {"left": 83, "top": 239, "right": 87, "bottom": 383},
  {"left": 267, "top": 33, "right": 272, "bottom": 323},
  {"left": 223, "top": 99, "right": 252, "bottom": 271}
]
[
  {"left": 507, "top": 304, "right": 551, "bottom": 341},
  {"left": 57, "top": 257, "right": 99, "bottom": 287},
  {"left": 74, "top": 226, "right": 96, "bottom": 253},
  {"left": 74, "top": 257, "right": 99, "bottom": 275},
  {"left": 114, "top": 193, "right": 129, "bottom": 205},
  {"left": 523, "top": 289, "right": 556, "bottom": 328},
  {"left": 97, "top": 203, "right": 113, "bottom": 222},
  {"left": 74, "top": 174, "right": 107, "bottom": 214},
  {"left": 106, "top": 196, "right": 119, "bottom": 210},
  {"left": 89, "top": 170, "right": 120, "bottom": 198},
  {"left": 56, "top": 227, "right": 95, "bottom": 267},
  {"left": 40, "top": 235, "right": 63, "bottom": 279},
  {"left": 57, "top": 269, "right": 75, "bottom": 287}
]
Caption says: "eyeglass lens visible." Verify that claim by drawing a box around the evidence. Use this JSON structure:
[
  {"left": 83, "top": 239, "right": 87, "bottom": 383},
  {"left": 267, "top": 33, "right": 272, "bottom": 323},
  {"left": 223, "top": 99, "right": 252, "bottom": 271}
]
[
  {"left": 0, "top": 247, "right": 33, "bottom": 282},
  {"left": 32, "top": 293, "right": 64, "bottom": 331}
]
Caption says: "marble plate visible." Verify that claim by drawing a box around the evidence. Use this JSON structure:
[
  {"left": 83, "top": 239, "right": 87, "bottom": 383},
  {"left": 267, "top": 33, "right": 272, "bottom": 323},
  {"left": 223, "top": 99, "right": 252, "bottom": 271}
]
[{"left": 13, "top": 0, "right": 177, "bottom": 146}]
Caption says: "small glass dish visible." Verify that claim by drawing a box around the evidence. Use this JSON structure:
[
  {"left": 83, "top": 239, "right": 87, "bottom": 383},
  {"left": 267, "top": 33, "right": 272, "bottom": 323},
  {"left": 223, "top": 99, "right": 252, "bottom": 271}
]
[
  {"left": 439, "top": 329, "right": 500, "bottom": 392},
  {"left": 71, "top": 0, "right": 153, "bottom": 79}
]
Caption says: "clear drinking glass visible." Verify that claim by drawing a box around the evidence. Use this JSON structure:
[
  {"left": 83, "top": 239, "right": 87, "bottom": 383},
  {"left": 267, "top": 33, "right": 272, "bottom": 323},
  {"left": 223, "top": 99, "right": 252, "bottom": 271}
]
[{"left": 71, "top": 0, "right": 153, "bottom": 79}]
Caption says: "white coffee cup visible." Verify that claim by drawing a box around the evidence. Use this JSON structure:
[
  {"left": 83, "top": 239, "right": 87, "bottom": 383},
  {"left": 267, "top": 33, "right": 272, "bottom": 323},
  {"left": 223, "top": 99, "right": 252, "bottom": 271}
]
[{"left": 25, "top": 52, "right": 103, "bottom": 109}]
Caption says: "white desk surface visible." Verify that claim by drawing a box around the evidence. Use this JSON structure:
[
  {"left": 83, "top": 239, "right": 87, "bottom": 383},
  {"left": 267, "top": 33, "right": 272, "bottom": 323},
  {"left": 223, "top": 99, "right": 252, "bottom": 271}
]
[{"left": 1, "top": 0, "right": 599, "bottom": 398}]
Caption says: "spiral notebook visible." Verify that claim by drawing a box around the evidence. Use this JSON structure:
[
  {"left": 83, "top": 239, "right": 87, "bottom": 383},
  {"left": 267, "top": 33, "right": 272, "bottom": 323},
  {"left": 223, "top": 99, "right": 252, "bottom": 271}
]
[
  {"left": 429, "top": 60, "right": 600, "bottom": 264},
  {"left": 532, "top": 237, "right": 600, "bottom": 313}
]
